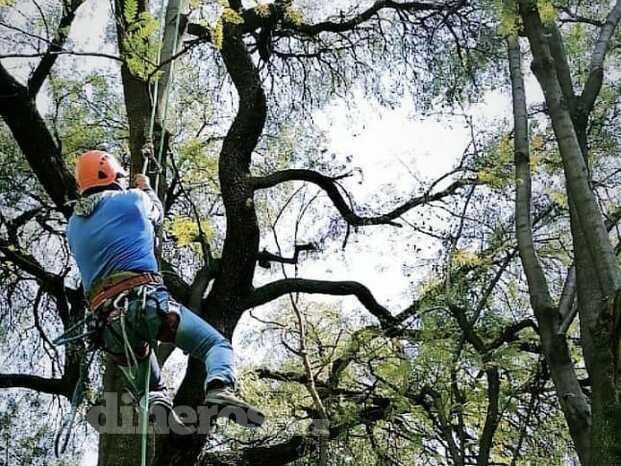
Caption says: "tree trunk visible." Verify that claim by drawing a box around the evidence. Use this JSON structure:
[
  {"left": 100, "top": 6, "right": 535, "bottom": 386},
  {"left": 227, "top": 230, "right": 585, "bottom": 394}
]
[
  {"left": 518, "top": 2, "right": 621, "bottom": 464},
  {"left": 98, "top": 1, "right": 189, "bottom": 465},
  {"left": 507, "top": 31, "right": 592, "bottom": 464}
]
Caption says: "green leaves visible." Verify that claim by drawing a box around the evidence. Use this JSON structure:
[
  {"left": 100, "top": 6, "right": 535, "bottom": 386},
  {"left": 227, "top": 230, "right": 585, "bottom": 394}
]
[
  {"left": 123, "top": 10, "right": 160, "bottom": 79},
  {"left": 477, "top": 133, "right": 514, "bottom": 189},
  {"left": 124, "top": 0, "right": 138, "bottom": 24},
  {"left": 164, "top": 216, "right": 214, "bottom": 247},
  {"left": 176, "top": 137, "right": 219, "bottom": 188},
  {"left": 537, "top": 0, "right": 557, "bottom": 24}
]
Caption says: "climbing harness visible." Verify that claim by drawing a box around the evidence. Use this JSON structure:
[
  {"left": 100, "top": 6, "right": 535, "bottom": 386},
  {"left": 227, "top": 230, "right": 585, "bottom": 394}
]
[
  {"left": 53, "top": 282, "right": 162, "bottom": 462},
  {"left": 105, "top": 288, "right": 153, "bottom": 466}
]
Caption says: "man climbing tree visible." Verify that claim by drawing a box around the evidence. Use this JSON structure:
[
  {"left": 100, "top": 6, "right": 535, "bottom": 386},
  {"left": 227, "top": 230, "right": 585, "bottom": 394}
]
[{"left": 67, "top": 149, "right": 264, "bottom": 430}]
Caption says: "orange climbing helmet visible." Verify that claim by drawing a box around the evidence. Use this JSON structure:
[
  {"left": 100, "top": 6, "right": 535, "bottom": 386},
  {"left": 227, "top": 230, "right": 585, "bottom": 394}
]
[{"left": 75, "top": 150, "right": 127, "bottom": 194}]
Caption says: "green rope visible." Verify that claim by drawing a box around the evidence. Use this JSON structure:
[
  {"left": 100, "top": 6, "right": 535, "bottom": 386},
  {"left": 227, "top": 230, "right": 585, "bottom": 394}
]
[
  {"left": 139, "top": 2, "right": 183, "bottom": 464},
  {"left": 144, "top": 0, "right": 182, "bottom": 182},
  {"left": 140, "top": 358, "right": 151, "bottom": 466},
  {"left": 142, "top": 0, "right": 168, "bottom": 176},
  {"left": 154, "top": 3, "right": 183, "bottom": 191}
]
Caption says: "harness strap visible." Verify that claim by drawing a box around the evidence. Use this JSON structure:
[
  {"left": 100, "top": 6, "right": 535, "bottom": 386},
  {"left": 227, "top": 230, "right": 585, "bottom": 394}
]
[{"left": 89, "top": 273, "right": 162, "bottom": 311}]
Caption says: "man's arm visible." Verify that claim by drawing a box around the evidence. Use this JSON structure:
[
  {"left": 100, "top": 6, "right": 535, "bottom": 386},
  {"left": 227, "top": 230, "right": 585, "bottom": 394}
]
[{"left": 134, "top": 174, "right": 164, "bottom": 226}]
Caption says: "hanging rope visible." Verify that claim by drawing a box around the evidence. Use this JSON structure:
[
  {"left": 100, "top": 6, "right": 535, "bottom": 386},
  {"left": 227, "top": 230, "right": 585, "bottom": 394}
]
[
  {"left": 140, "top": 359, "right": 151, "bottom": 466},
  {"left": 54, "top": 348, "right": 97, "bottom": 457},
  {"left": 137, "top": 4, "right": 183, "bottom": 464},
  {"left": 142, "top": 0, "right": 182, "bottom": 184}
]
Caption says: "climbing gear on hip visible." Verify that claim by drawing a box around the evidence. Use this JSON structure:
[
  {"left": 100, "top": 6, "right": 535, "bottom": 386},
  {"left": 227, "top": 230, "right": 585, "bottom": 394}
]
[{"left": 89, "top": 272, "right": 163, "bottom": 311}]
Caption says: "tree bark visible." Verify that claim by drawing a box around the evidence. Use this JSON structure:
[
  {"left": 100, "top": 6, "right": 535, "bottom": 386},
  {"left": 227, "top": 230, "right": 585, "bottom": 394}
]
[
  {"left": 517, "top": 2, "right": 621, "bottom": 464},
  {"left": 507, "top": 32, "right": 592, "bottom": 465},
  {"left": 0, "top": 64, "right": 77, "bottom": 216},
  {"left": 99, "top": 2, "right": 190, "bottom": 465}
]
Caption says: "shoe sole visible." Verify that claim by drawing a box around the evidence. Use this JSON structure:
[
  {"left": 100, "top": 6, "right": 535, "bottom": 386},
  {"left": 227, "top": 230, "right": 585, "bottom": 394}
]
[{"left": 203, "top": 397, "right": 265, "bottom": 428}]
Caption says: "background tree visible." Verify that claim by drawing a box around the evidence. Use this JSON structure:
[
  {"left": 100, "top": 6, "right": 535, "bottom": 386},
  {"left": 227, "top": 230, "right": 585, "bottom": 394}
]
[{"left": 504, "top": 1, "right": 621, "bottom": 464}]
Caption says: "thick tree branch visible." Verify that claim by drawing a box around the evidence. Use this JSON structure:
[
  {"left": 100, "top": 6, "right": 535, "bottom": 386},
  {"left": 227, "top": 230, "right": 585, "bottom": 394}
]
[
  {"left": 580, "top": 0, "right": 621, "bottom": 117},
  {"left": 28, "top": 0, "right": 86, "bottom": 95},
  {"left": 477, "top": 367, "right": 500, "bottom": 466},
  {"left": 507, "top": 34, "right": 555, "bottom": 313},
  {"left": 252, "top": 169, "right": 475, "bottom": 227},
  {"left": 0, "top": 373, "right": 72, "bottom": 398},
  {"left": 244, "top": 278, "right": 405, "bottom": 327},
  {"left": 0, "top": 64, "right": 77, "bottom": 216},
  {"left": 547, "top": 24, "right": 577, "bottom": 114},
  {"left": 509, "top": 12, "right": 594, "bottom": 463},
  {"left": 203, "top": 20, "right": 266, "bottom": 321},
  {"left": 520, "top": 1, "right": 621, "bottom": 293},
  {"left": 559, "top": 266, "right": 576, "bottom": 320}
]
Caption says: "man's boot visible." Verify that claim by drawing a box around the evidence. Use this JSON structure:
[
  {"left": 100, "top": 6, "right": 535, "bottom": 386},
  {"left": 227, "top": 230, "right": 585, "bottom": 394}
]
[
  {"left": 204, "top": 381, "right": 265, "bottom": 428},
  {"left": 141, "top": 389, "right": 196, "bottom": 438}
]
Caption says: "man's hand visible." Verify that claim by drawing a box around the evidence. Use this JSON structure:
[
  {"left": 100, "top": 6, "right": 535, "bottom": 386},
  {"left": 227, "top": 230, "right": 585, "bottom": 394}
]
[{"left": 134, "top": 174, "right": 151, "bottom": 191}]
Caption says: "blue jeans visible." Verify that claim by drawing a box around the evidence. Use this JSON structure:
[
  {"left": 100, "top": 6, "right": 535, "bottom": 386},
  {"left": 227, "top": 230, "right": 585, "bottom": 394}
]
[{"left": 100, "top": 285, "right": 235, "bottom": 397}]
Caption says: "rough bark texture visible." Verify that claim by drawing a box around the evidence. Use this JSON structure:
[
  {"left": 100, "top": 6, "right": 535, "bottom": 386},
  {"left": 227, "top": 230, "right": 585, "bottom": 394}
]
[
  {"left": 113, "top": 0, "right": 153, "bottom": 176},
  {"left": 202, "top": 22, "right": 266, "bottom": 329}
]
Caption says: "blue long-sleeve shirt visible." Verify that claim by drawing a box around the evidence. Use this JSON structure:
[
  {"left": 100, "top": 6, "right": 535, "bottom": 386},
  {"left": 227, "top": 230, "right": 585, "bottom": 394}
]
[{"left": 67, "top": 188, "right": 163, "bottom": 293}]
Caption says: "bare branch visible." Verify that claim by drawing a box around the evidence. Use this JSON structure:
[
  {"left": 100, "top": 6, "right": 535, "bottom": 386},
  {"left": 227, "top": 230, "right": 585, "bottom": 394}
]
[
  {"left": 257, "top": 243, "right": 316, "bottom": 268},
  {"left": 252, "top": 168, "right": 475, "bottom": 227},
  {"left": 0, "top": 373, "right": 72, "bottom": 398},
  {"left": 488, "top": 319, "right": 538, "bottom": 349},
  {"left": 187, "top": 0, "right": 464, "bottom": 40},
  {"left": 0, "top": 50, "right": 123, "bottom": 62},
  {"left": 0, "top": 239, "right": 64, "bottom": 295},
  {"left": 244, "top": 278, "right": 403, "bottom": 327},
  {"left": 282, "top": 0, "right": 457, "bottom": 36}
]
